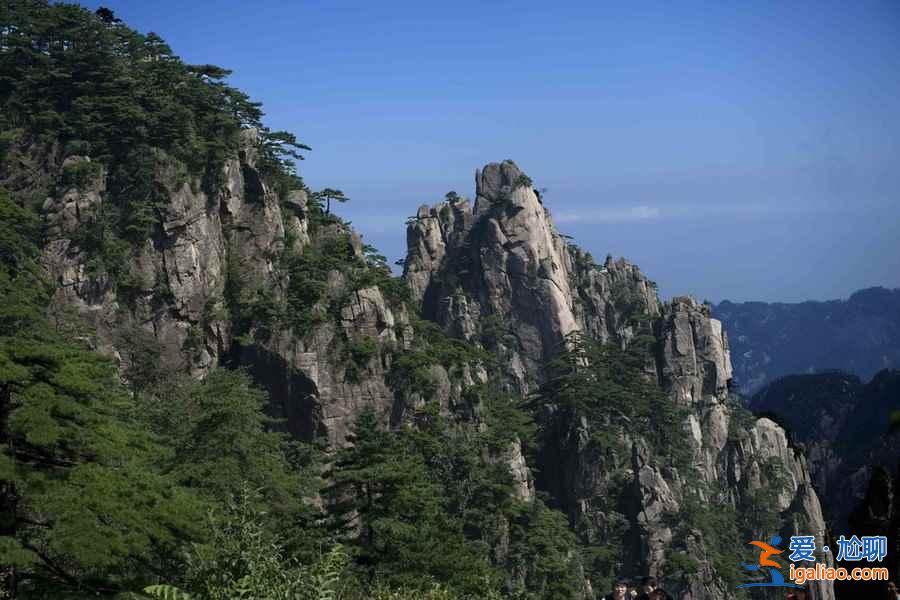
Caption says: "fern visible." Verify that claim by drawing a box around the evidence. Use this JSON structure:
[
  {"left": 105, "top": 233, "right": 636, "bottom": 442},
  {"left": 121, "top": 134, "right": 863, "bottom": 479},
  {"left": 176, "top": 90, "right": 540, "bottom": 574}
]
[
  {"left": 306, "top": 544, "right": 350, "bottom": 600},
  {"left": 143, "top": 585, "right": 195, "bottom": 600}
]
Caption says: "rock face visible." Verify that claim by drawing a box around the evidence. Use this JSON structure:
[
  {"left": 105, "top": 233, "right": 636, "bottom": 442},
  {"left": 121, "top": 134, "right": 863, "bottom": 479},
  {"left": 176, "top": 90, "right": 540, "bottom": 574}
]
[
  {"left": 38, "top": 131, "right": 419, "bottom": 447},
  {"left": 713, "top": 288, "right": 900, "bottom": 396},
  {"left": 406, "top": 160, "right": 835, "bottom": 600},
  {"left": 405, "top": 161, "right": 659, "bottom": 394},
  {"left": 750, "top": 369, "right": 900, "bottom": 534},
  {"left": 407, "top": 161, "right": 579, "bottom": 394},
  {"left": 37, "top": 149, "right": 837, "bottom": 598}
]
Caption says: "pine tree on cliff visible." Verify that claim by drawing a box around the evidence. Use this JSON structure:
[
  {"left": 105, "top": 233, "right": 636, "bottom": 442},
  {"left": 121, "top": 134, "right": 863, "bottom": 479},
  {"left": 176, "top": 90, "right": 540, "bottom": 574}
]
[
  {"left": 0, "top": 189, "right": 322, "bottom": 595},
  {"left": 314, "top": 188, "right": 349, "bottom": 214},
  {"left": 325, "top": 408, "right": 498, "bottom": 595},
  {"left": 0, "top": 190, "right": 202, "bottom": 596}
]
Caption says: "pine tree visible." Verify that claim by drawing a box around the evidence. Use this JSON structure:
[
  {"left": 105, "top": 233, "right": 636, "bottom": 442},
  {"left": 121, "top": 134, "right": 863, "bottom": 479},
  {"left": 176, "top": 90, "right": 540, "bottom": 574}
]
[
  {"left": 0, "top": 189, "right": 203, "bottom": 597},
  {"left": 326, "top": 409, "right": 498, "bottom": 596},
  {"left": 313, "top": 188, "right": 349, "bottom": 215}
]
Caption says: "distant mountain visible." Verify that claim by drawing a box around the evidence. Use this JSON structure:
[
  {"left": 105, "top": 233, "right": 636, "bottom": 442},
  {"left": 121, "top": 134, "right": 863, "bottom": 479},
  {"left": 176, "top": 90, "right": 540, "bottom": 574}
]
[
  {"left": 713, "top": 287, "right": 900, "bottom": 395},
  {"left": 749, "top": 369, "right": 900, "bottom": 530}
]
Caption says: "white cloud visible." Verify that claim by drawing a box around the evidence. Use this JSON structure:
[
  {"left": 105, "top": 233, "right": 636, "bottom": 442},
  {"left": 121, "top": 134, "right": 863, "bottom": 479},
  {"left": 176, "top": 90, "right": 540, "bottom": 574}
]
[{"left": 554, "top": 205, "right": 661, "bottom": 224}]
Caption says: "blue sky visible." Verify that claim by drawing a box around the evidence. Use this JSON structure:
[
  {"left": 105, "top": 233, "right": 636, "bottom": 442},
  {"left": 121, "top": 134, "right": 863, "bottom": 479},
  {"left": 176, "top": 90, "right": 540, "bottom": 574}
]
[{"left": 85, "top": 0, "right": 900, "bottom": 302}]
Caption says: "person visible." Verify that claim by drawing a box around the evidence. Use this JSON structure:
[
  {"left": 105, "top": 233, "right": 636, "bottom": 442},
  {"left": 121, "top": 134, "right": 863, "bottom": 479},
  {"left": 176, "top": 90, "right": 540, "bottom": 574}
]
[
  {"left": 649, "top": 589, "right": 673, "bottom": 600},
  {"left": 604, "top": 579, "right": 630, "bottom": 600},
  {"left": 786, "top": 588, "right": 808, "bottom": 600},
  {"left": 637, "top": 576, "right": 657, "bottom": 600},
  {"left": 885, "top": 581, "right": 900, "bottom": 600}
]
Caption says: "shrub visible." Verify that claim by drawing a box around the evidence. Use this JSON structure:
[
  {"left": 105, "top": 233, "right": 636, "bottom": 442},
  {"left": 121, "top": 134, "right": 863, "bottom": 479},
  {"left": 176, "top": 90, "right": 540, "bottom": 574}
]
[
  {"left": 59, "top": 159, "right": 102, "bottom": 189},
  {"left": 514, "top": 173, "right": 533, "bottom": 189},
  {"left": 666, "top": 551, "right": 699, "bottom": 576}
]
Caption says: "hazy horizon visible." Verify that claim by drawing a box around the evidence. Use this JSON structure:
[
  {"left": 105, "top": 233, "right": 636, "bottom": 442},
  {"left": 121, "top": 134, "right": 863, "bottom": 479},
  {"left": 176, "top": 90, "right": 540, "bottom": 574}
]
[{"left": 82, "top": 0, "right": 900, "bottom": 303}]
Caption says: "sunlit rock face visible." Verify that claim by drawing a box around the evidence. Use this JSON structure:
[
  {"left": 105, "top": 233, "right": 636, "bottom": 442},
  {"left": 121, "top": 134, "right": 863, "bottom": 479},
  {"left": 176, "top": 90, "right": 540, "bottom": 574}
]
[
  {"left": 39, "top": 148, "right": 834, "bottom": 599},
  {"left": 406, "top": 160, "right": 834, "bottom": 600}
]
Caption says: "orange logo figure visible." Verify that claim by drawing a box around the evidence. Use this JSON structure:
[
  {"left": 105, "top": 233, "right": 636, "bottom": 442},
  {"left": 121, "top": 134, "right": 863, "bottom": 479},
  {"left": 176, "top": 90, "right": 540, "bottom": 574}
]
[
  {"left": 737, "top": 535, "right": 801, "bottom": 589},
  {"left": 750, "top": 539, "right": 784, "bottom": 568}
]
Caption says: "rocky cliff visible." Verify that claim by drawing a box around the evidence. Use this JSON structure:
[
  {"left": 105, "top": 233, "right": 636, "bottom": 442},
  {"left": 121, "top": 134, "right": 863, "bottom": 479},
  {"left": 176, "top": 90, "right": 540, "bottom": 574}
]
[
  {"left": 0, "top": 5, "right": 849, "bottom": 596},
  {"left": 406, "top": 160, "right": 835, "bottom": 599},
  {"left": 23, "top": 141, "right": 840, "bottom": 598},
  {"left": 30, "top": 130, "right": 433, "bottom": 447},
  {"left": 750, "top": 369, "right": 900, "bottom": 533}
]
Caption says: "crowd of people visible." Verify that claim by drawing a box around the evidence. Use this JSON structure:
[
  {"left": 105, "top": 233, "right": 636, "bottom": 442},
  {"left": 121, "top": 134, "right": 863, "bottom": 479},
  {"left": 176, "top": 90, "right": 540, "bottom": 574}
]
[
  {"left": 603, "top": 577, "right": 672, "bottom": 600},
  {"left": 603, "top": 579, "right": 900, "bottom": 599}
]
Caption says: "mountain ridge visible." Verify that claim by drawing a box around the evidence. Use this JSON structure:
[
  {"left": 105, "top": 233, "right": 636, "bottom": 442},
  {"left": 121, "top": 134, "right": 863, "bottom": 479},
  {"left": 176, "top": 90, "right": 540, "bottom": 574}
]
[
  {"left": 713, "top": 287, "right": 900, "bottom": 395},
  {"left": 0, "top": 3, "right": 839, "bottom": 598}
]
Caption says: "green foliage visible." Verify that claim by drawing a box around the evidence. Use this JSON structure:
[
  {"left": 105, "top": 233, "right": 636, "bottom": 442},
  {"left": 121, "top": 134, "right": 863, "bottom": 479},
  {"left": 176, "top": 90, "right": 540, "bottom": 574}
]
[
  {"left": 312, "top": 188, "right": 349, "bottom": 215},
  {"left": 279, "top": 233, "right": 355, "bottom": 333},
  {"left": 665, "top": 551, "right": 699, "bottom": 576},
  {"left": 58, "top": 158, "right": 102, "bottom": 189},
  {"left": 368, "top": 582, "right": 492, "bottom": 600},
  {"left": 140, "top": 370, "right": 305, "bottom": 513},
  {"left": 387, "top": 319, "right": 491, "bottom": 399},
  {"left": 476, "top": 385, "right": 537, "bottom": 453},
  {"left": 377, "top": 275, "right": 413, "bottom": 306},
  {"left": 0, "top": 128, "right": 24, "bottom": 163},
  {"left": 504, "top": 498, "right": 584, "bottom": 599},
  {"left": 324, "top": 405, "right": 584, "bottom": 599},
  {"left": 224, "top": 246, "right": 287, "bottom": 343},
  {"left": 344, "top": 336, "right": 378, "bottom": 383},
  {"left": 0, "top": 190, "right": 204, "bottom": 595},
  {"left": 737, "top": 458, "right": 786, "bottom": 539},
  {"left": 144, "top": 585, "right": 195, "bottom": 600},
  {"left": 891, "top": 409, "right": 900, "bottom": 434},
  {"left": 327, "top": 409, "right": 499, "bottom": 595},
  {"left": 0, "top": 187, "right": 326, "bottom": 597},
  {"left": 0, "top": 1, "right": 306, "bottom": 184},
  {"left": 726, "top": 397, "right": 758, "bottom": 443},
  {"left": 527, "top": 331, "right": 699, "bottom": 591},
  {"left": 478, "top": 313, "right": 511, "bottom": 350},
  {"left": 0, "top": 0, "right": 309, "bottom": 309},
  {"left": 609, "top": 278, "right": 648, "bottom": 320},
  {"left": 0, "top": 188, "right": 41, "bottom": 281},
  {"left": 139, "top": 488, "right": 345, "bottom": 600},
  {"left": 69, "top": 204, "right": 134, "bottom": 284},
  {"left": 514, "top": 173, "right": 533, "bottom": 189},
  {"left": 182, "top": 488, "right": 339, "bottom": 600},
  {"left": 669, "top": 483, "right": 772, "bottom": 593},
  {"left": 532, "top": 332, "right": 690, "bottom": 469}
]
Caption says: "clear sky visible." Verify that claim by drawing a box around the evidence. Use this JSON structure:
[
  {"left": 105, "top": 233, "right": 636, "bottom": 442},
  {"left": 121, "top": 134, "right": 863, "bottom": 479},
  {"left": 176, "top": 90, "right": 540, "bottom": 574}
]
[{"left": 84, "top": 0, "right": 900, "bottom": 302}]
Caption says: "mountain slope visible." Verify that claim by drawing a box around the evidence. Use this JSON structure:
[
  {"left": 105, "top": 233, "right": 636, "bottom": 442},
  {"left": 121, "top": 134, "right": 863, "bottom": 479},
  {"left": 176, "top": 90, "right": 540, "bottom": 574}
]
[
  {"left": 714, "top": 288, "right": 900, "bottom": 395},
  {"left": 749, "top": 369, "right": 900, "bottom": 530},
  {"left": 0, "top": 3, "right": 836, "bottom": 599},
  {"left": 404, "top": 160, "right": 834, "bottom": 599}
]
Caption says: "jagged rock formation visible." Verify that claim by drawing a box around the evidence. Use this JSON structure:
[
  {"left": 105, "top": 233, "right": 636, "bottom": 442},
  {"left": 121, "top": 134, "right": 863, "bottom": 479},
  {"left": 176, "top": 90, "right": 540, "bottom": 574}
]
[
  {"left": 405, "top": 160, "right": 658, "bottom": 394},
  {"left": 2, "top": 5, "right": 854, "bottom": 596},
  {"left": 750, "top": 369, "right": 900, "bottom": 532},
  {"left": 406, "top": 160, "right": 835, "bottom": 599},
  {"left": 33, "top": 145, "right": 837, "bottom": 599},
  {"left": 35, "top": 130, "right": 421, "bottom": 447},
  {"left": 713, "top": 288, "right": 900, "bottom": 396}
]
